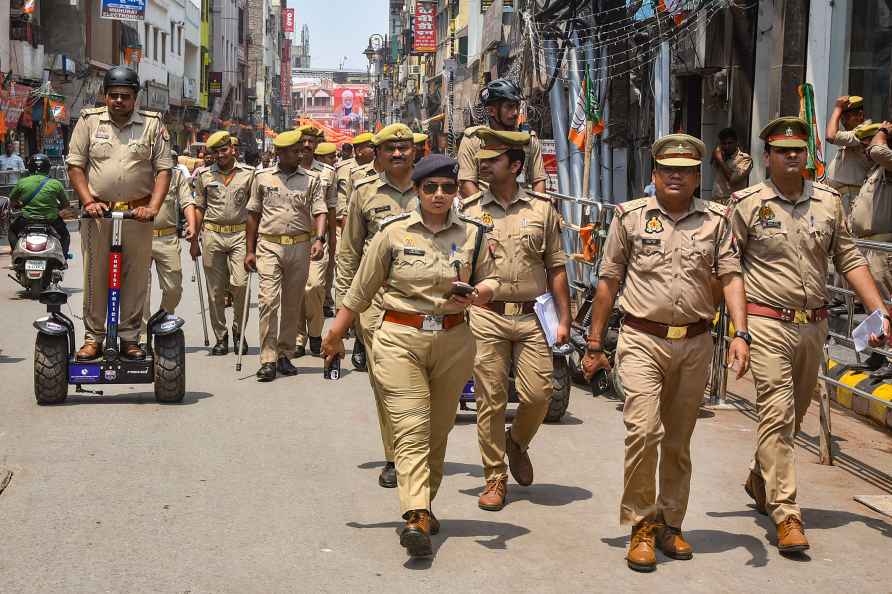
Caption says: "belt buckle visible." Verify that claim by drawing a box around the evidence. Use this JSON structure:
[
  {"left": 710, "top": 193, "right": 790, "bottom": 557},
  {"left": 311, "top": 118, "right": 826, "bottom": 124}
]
[
  {"left": 666, "top": 325, "right": 688, "bottom": 340},
  {"left": 793, "top": 310, "right": 809, "bottom": 324},
  {"left": 504, "top": 302, "right": 522, "bottom": 316},
  {"left": 280, "top": 235, "right": 293, "bottom": 245},
  {"left": 421, "top": 314, "right": 444, "bottom": 331},
  {"left": 112, "top": 202, "right": 129, "bottom": 211}
]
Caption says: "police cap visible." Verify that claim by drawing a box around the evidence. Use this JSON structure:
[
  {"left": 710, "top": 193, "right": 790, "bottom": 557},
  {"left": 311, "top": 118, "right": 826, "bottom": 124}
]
[
  {"left": 759, "top": 116, "right": 809, "bottom": 148},
  {"left": 652, "top": 133, "right": 706, "bottom": 166},
  {"left": 411, "top": 154, "right": 459, "bottom": 184},
  {"left": 474, "top": 127, "right": 530, "bottom": 160}
]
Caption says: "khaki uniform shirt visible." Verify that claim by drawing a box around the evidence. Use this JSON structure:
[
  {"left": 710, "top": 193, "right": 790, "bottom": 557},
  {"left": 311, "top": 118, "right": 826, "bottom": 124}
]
[
  {"left": 600, "top": 196, "right": 739, "bottom": 326},
  {"left": 342, "top": 209, "right": 499, "bottom": 315},
  {"left": 850, "top": 145, "right": 892, "bottom": 238},
  {"left": 730, "top": 180, "right": 866, "bottom": 309},
  {"left": 462, "top": 188, "right": 566, "bottom": 302},
  {"left": 335, "top": 158, "right": 357, "bottom": 218},
  {"left": 336, "top": 161, "right": 378, "bottom": 218},
  {"left": 247, "top": 165, "right": 327, "bottom": 236},
  {"left": 335, "top": 172, "right": 419, "bottom": 304},
  {"left": 712, "top": 150, "right": 753, "bottom": 200},
  {"left": 154, "top": 168, "right": 194, "bottom": 230},
  {"left": 193, "top": 163, "right": 256, "bottom": 225},
  {"left": 457, "top": 127, "right": 547, "bottom": 188},
  {"left": 827, "top": 131, "right": 869, "bottom": 187},
  {"left": 66, "top": 106, "right": 173, "bottom": 202},
  {"left": 311, "top": 160, "right": 338, "bottom": 210}
]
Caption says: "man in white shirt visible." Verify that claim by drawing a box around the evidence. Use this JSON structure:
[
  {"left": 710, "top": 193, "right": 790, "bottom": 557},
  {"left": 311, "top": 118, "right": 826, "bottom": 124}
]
[{"left": 0, "top": 142, "right": 26, "bottom": 184}]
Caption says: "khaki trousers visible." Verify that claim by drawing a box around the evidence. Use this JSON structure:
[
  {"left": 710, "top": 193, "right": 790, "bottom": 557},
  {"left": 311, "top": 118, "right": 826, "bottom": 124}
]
[
  {"left": 862, "top": 247, "right": 892, "bottom": 299},
  {"left": 748, "top": 315, "right": 827, "bottom": 524},
  {"left": 201, "top": 230, "right": 248, "bottom": 341},
  {"left": 360, "top": 298, "right": 395, "bottom": 462},
  {"left": 470, "top": 307, "right": 553, "bottom": 481},
  {"left": 617, "top": 326, "right": 713, "bottom": 528},
  {"left": 323, "top": 228, "right": 337, "bottom": 308},
  {"left": 81, "top": 218, "right": 153, "bottom": 344},
  {"left": 372, "top": 319, "right": 475, "bottom": 515},
  {"left": 256, "top": 238, "right": 310, "bottom": 364},
  {"left": 296, "top": 244, "right": 328, "bottom": 346},
  {"left": 143, "top": 236, "right": 183, "bottom": 330}
]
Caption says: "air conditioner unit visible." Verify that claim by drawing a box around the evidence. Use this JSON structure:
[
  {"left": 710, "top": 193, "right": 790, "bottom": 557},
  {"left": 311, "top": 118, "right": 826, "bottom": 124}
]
[{"left": 408, "top": 65, "right": 420, "bottom": 75}]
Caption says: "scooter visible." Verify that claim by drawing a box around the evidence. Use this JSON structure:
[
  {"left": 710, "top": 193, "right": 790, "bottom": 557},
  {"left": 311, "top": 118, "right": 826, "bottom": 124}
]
[
  {"left": 9, "top": 217, "right": 67, "bottom": 299},
  {"left": 32, "top": 210, "right": 186, "bottom": 405}
]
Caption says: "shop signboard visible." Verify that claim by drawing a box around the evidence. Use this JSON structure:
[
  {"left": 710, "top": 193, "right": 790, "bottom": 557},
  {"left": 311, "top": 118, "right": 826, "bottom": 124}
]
[{"left": 100, "top": 0, "right": 145, "bottom": 21}]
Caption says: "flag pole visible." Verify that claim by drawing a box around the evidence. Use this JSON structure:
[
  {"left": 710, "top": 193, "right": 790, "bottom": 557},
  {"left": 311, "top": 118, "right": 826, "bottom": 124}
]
[{"left": 582, "top": 121, "right": 592, "bottom": 200}]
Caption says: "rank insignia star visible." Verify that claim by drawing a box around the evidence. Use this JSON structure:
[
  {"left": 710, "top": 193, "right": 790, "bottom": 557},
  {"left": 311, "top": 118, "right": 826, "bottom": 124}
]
[
  {"left": 404, "top": 237, "right": 415, "bottom": 247},
  {"left": 645, "top": 215, "right": 663, "bottom": 234}
]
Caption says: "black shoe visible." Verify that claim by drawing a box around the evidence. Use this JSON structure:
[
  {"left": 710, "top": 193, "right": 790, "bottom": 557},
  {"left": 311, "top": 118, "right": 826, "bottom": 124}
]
[
  {"left": 256, "top": 362, "right": 277, "bottom": 382},
  {"left": 352, "top": 341, "right": 367, "bottom": 372},
  {"left": 323, "top": 305, "right": 335, "bottom": 318},
  {"left": 379, "top": 461, "right": 397, "bottom": 488},
  {"left": 211, "top": 336, "right": 229, "bottom": 356},
  {"left": 852, "top": 351, "right": 886, "bottom": 372},
  {"left": 309, "top": 336, "right": 322, "bottom": 356},
  {"left": 277, "top": 356, "right": 299, "bottom": 376},
  {"left": 294, "top": 344, "right": 307, "bottom": 358},
  {"left": 232, "top": 334, "right": 248, "bottom": 355},
  {"left": 870, "top": 361, "right": 892, "bottom": 380}
]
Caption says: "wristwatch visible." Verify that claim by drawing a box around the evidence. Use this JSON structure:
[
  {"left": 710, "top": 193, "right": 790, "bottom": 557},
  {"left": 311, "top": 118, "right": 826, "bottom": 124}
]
[
  {"left": 878, "top": 127, "right": 890, "bottom": 136},
  {"left": 734, "top": 330, "right": 752, "bottom": 346},
  {"left": 314, "top": 235, "right": 326, "bottom": 244}
]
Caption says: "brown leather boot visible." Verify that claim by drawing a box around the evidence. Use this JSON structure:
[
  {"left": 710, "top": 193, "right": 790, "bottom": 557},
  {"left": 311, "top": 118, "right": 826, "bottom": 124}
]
[
  {"left": 76, "top": 341, "right": 102, "bottom": 361},
  {"left": 744, "top": 470, "right": 768, "bottom": 515},
  {"left": 121, "top": 342, "right": 145, "bottom": 360},
  {"left": 656, "top": 525, "right": 693, "bottom": 560},
  {"left": 400, "top": 510, "right": 433, "bottom": 558},
  {"left": 776, "top": 516, "right": 809, "bottom": 553},
  {"left": 429, "top": 512, "right": 440, "bottom": 536},
  {"left": 506, "top": 428, "right": 533, "bottom": 486},
  {"left": 478, "top": 477, "right": 508, "bottom": 511},
  {"left": 627, "top": 521, "right": 657, "bottom": 572}
]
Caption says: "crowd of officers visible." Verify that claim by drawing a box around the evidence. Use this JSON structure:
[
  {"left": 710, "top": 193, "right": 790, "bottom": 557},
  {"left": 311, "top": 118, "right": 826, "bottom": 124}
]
[{"left": 62, "top": 66, "right": 892, "bottom": 566}]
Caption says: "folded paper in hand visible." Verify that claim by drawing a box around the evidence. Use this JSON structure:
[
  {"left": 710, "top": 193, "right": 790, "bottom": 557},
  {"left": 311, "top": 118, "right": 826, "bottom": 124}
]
[
  {"left": 853, "top": 309, "right": 884, "bottom": 352},
  {"left": 534, "top": 293, "right": 560, "bottom": 346}
]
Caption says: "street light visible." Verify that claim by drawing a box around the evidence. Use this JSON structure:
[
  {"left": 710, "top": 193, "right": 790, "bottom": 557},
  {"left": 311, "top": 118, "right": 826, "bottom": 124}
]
[{"left": 364, "top": 34, "right": 384, "bottom": 131}]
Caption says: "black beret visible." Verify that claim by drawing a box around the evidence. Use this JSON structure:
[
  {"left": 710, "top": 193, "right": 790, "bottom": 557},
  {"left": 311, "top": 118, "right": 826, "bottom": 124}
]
[{"left": 411, "top": 154, "right": 459, "bottom": 184}]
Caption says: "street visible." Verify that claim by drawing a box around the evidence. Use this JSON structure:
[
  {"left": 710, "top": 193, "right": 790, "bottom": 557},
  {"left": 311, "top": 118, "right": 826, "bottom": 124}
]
[{"left": 0, "top": 228, "right": 891, "bottom": 594}]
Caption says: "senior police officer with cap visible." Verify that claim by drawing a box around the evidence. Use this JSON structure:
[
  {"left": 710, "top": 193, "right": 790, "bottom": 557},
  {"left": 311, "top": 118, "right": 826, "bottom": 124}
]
[
  {"left": 67, "top": 65, "right": 173, "bottom": 361},
  {"left": 315, "top": 142, "right": 339, "bottom": 167},
  {"left": 142, "top": 148, "right": 199, "bottom": 337},
  {"left": 335, "top": 122, "right": 418, "bottom": 488},
  {"left": 245, "top": 129, "right": 328, "bottom": 381},
  {"left": 458, "top": 79, "right": 547, "bottom": 198},
  {"left": 191, "top": 130, "right": 257, "bottom": 355},
  {"left": 292, "top": 125, "right": 338, "bottom": 356},
  {"left": 582, "top": 134, "right": 750, "bottom": 573},
  {"left": 336, "top": 132, "right": 376, "bottom": 222},
  {"left": 730, "top": 116, "right": 890, "bottom": 555},
  {"left": 826, "top": 96, "right": 869, "bottom": 213},
  {"left": 323, "top": 154, "right": 498, "bottom": 559},
  {"left": 462, "top": 127, "right": 570, "bottom": 511}
]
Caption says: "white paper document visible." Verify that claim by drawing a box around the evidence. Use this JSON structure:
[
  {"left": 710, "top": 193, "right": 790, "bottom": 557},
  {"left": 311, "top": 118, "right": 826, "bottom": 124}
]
[
  {"left": 534, "top": 293, "right": 560, "bottom": 346},
  {"left": 853, "top": 309, "right": 885, "bottom": 352}
]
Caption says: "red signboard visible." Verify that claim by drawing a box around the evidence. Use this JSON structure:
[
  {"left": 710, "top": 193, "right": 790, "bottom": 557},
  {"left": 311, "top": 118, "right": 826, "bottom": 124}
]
[
  {"left": 282, "top": 8, "right": 294, "bottom": 33},
  {"left": 413, "top": 2, "right": 436, "bottom": 54}
]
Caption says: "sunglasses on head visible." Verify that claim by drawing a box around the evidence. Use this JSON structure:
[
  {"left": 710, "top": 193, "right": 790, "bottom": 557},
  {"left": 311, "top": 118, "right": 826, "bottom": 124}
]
[{"left": 421, "top": 181, "right": 459, "bottom": 195}]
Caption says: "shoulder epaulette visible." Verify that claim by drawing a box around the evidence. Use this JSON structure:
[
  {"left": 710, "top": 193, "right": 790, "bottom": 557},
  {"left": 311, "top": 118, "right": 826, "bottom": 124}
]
[
  {"left": 614, "top": 197, "right": 649, "bottom": 216},
  {"left": 236, "top": 163, "right": 256, "bottom": 172},
  {"left": 317, "top": 162, "right": 335, "bottom": 172},
  {"left": 462, "top": 191, "right": 483, "bottom": 207},
  {"left": 336, "top": 159, "right": 356, "bottom": 172},
  {"left": 526, "top": 190, "right": 552, "bottom": 202},
  {"left": 380, "top": 212, "right": 411, "bottom": 229},
  {"left": 812, "top": 181, "right": 840, "bottom": 197},
  {"left": 705, "top": 200, "right": 729, "bottom": 217},
  {"left": 80, "top": 106, "right": 105, "bottom": 118},
  {"left": 458, "top": 212, "right": 493, "bottom": 232},
  {"left": 730, "top": 184, "right": 764, "bottom": 203},
  {"left": 138, "top": 109, "right": 162, "bottom": 119},
  {"left": 463, "top": 125, "right": 484, "bottom": 138}
]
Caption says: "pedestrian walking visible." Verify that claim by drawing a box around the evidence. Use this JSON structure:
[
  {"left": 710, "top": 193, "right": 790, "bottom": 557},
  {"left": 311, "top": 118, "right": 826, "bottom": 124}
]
[{"left": 710, "top": 128, "right": 752, "bottom": 203}]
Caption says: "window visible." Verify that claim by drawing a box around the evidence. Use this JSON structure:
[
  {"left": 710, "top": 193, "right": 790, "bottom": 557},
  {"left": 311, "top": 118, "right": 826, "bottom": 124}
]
[
  {"left": 170, "top": 22, "right": 174, "bottom": 45},
  {"left": 161, "top": 33, "right": 167, "bottom": 64},
  {"left": 849, "top": 1, "right": 892, "bottom": 119},
  {"left": 178, "top": 28, "right": 182, "bottom": 56},
  {"left": 144, "top": 23, "right": 150, "bottom": 57},
  {"left": 153, "top": 28, "right": 158, "bottom": 61},
  {"left": 238, "top": 8, "right": 244, "bottom": 44}
]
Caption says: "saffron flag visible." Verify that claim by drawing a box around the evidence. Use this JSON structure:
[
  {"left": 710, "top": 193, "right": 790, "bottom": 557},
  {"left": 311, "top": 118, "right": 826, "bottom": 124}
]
[
  {"left": 798, "top": 83, "right": 826, "bottom": 181},
  {"left": 568, "top": 72, "right": 603, "bottom": 150}
]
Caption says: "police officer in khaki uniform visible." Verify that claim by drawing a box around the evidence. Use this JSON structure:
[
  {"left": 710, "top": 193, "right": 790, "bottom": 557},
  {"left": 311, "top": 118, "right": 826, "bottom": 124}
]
[
  {"left": 730, "top": 116, "right": 890, "bottom": 555},
  {"left": 335, "top": 123, "right": 418, "bottom": 488},
  {"left": 323, "top": 154, "right": 499, "bottom": 559},
  {"left": 335, "top": 132, "right": 376, "bottom": 222},
  {"left": 316, "top": 142, "right": 340, "bottom": 317},
  {"left": 462, "top": 128, "right": 570, "bottom": 511},
  {"left": 191, "top": 130, "right": 257, "bottom": 355},
  {"left": 67, "top": 66, "right": 173, "bottom": 361},
  {"left": 245, "top": 129, "right": 327, "bottom": 381},
  {"left": 582, "top": 134, "right": 750, "bottom": 573},
  {"left": 458, "top": 79, "right": 547, "bottom": 198},
  {"left": 413, "top": 132, "right": 428, "bottom": 164},
  {"left": 825, "top": 96, "right": 870, "bottom": 213},
  {"left": 142, "top": 149, "right": 197, "bottom": 333}
]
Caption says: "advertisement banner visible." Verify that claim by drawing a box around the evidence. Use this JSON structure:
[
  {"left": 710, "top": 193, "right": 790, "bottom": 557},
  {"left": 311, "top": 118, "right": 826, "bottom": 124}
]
[
  {"left": 541, "top": 139, "right": 559, "bottom": 193},
  {"left": 413, "top": 3, "right": 436, "bottom": 54},
  {"left": 282, "top": 8, "right": 294, "bottom": 33},
  {"left": 332, "top": 87, "right": 366, "bottom": 130},
  {"left": 209, "top": 72, "right": 223, "bottom": 97},
  {"left": 280, "top": 60, "right": 291, "bottom": 107},
  {"left": 100, "top": 0, "right": 145, "bottom": 21}
]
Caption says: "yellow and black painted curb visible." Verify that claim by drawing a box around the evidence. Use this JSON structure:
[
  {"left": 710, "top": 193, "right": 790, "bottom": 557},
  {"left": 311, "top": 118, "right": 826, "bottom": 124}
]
[{"left": 826, "top": 359, "right": 892, "bottom": 430}]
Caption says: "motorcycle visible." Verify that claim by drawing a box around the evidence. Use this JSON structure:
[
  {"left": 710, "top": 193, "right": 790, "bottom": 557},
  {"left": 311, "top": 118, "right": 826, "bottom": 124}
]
[{"left": 9, "top": 217, "right": 67, "bottom": 299}]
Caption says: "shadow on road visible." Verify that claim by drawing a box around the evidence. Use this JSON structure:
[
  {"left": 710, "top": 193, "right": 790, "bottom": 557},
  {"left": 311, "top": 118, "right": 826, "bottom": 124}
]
[
  {"left": 459, "top": 483, "right": 593, "bottom": 507},
  {"left": 0, "top": 355, "right": 26, "bottom": 364},
  {"left": 709, "top": 506, "right": 892, "bottom": 539},
  {"left": 454, "top": 410, "right": 584, "bottom": 426},
  {"left": 55, "top": 390, "right": 214, "bottom": 406},
  {"left": 600, "top": 528, "right": 770, "bottom": 567}
]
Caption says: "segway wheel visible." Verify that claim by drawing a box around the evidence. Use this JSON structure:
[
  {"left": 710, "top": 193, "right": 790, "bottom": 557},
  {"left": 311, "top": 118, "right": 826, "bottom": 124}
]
[
  {"left": 154, "top": 330, "right": 185, "bottom": 403},
  {"left": 544, "top": 356, "right": 571, "bottom": 423},
  {"left": 34, "top": 334, "right": 68, "bottom": 405}
]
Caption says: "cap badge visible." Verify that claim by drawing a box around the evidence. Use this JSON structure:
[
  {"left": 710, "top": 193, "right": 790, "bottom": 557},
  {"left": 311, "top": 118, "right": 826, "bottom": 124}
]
[
  {"left": 645, "top": 215, "right": 663, "bottom": 234},
  {"left": 784, "top": 127, "right": 793, "bottom": 137}
]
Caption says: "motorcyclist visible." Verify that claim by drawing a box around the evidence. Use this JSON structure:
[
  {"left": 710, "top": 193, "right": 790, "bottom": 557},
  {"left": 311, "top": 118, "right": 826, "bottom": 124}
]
[{"left": 8, "top": 153, "right": 71, "bottom": 255}]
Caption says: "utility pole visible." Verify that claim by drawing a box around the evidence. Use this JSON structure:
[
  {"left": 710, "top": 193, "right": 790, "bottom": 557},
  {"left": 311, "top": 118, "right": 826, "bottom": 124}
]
[{"left": 447, "top": 0, "right": 456, "bottom": 156}]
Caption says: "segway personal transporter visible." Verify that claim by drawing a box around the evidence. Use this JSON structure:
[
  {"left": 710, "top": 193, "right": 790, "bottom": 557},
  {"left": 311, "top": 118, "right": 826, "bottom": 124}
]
[{"left": 32, "top": 210, "right": 186, "bottom": 405}]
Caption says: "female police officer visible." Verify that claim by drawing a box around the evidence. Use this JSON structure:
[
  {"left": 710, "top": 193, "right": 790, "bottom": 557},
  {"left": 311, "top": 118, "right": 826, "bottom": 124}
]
[{"left": 322, "top": 155, "right": 498, "bottom": 559}]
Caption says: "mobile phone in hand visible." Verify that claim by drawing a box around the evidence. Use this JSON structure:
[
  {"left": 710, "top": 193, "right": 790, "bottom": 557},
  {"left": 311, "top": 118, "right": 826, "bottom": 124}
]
[{"left": 449, "top": 281, "right": 475, "bottom": 296}]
